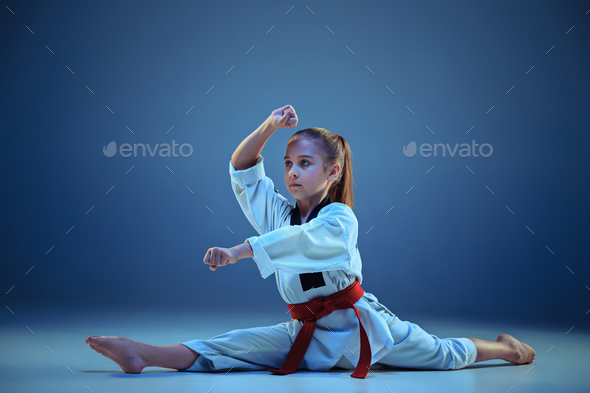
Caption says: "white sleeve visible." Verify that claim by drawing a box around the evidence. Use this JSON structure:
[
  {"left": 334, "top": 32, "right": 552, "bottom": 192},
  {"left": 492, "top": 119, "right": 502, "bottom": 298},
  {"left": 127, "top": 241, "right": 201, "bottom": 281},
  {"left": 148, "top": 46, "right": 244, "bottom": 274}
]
[
  {"left": 230, "top": 154, "right": 293, "bottom": 236},
  {"left": 245, "top": 203, "right": 358, "bottom": 279}
]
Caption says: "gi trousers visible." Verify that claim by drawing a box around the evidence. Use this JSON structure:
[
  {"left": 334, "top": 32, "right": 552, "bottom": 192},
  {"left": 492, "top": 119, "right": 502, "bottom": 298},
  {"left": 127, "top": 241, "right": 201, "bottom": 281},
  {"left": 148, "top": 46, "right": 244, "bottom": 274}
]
[{"left": 180, "top": 315, "right": 477, "bottom": 373}]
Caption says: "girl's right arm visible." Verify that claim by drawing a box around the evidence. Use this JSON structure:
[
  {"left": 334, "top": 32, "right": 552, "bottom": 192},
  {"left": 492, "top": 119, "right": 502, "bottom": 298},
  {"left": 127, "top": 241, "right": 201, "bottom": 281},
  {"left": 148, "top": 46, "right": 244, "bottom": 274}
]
[{"left": 231, "top": 105, "right": 298, "bottom": 170}]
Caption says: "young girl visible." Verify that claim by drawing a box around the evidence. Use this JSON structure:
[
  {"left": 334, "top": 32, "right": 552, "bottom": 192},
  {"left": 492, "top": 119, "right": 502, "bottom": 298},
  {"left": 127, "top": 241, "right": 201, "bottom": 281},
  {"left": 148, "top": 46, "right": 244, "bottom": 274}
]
[{"left": 86, "top": 105, "right": 536, "bottom": 377}]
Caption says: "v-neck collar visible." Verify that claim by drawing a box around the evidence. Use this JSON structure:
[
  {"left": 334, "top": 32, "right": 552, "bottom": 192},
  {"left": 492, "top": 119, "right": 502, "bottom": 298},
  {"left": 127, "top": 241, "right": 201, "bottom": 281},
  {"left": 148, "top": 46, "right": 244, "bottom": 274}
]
[{"left": 290, "top": 194, "right": 332, "bottom": 226}]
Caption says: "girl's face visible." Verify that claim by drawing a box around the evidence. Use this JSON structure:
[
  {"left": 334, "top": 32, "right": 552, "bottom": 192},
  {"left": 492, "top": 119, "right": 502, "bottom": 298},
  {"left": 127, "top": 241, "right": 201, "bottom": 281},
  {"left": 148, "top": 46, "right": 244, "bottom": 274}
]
[{"left": 283, "top": 138, "right": 339, "bottom": 201}]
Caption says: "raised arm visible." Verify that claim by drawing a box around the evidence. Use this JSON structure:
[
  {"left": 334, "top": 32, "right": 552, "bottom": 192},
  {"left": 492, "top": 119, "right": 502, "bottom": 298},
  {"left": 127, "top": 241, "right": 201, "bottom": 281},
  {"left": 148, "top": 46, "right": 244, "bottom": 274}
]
[{"left": 231, "top": 105, "right": 298, "bottom": 170}]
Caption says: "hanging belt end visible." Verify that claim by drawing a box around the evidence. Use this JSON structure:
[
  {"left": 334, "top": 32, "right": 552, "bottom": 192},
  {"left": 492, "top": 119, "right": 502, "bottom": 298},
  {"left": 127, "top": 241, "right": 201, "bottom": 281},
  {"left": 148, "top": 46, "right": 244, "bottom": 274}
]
[{"left": 268, "top": 367, "right": 293, "bottom": 375}]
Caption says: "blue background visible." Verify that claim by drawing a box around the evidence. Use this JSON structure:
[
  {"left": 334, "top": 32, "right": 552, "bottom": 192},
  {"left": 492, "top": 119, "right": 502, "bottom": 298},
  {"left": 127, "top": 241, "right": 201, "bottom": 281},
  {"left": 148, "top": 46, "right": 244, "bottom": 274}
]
[{"left": 1, "top": 0, "right": 589, "bottom": 329}]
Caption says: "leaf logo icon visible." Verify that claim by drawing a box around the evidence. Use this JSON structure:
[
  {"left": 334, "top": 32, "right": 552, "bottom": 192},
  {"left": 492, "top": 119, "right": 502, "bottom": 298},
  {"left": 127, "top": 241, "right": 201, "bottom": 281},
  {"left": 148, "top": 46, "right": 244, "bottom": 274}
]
[
  {"left": 403, "top": 141, "right": 417, "bottom": 157},
  {"left": 103, "top": 141, "right": 117, "bottom": 157}
]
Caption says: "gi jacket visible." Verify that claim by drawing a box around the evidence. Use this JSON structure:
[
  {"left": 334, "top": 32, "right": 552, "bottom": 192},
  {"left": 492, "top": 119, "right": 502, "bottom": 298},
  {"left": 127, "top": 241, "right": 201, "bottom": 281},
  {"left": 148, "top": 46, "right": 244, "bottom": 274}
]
[{"left": 230, "top": 154, "right": 396, "bottom": 370}]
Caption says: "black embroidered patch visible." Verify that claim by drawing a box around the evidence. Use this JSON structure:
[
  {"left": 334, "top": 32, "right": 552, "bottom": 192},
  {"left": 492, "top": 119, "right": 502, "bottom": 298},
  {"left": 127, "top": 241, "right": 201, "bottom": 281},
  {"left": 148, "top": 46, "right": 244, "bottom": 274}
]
[{"left": 299, "top": 272, "right": 326, "bottom": 292}]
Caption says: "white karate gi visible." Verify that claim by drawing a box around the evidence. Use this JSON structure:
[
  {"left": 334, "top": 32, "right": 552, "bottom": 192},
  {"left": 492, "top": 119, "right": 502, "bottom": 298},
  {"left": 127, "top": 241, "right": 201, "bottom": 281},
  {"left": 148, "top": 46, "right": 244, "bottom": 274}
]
[{"left": 180, "top": 154, "right": 477, "bottom": 373}]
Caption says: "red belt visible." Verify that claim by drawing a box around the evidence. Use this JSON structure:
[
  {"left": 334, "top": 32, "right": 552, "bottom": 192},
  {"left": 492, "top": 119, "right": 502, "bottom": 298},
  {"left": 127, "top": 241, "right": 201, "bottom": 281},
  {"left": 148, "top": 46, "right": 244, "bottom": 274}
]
[{"left": 268, "top": 279, "right": 372, "bottom": 379}]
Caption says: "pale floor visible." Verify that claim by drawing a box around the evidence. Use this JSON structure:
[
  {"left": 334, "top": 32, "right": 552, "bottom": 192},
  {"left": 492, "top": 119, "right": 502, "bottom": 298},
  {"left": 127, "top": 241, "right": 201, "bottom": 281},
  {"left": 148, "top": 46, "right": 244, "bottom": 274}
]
[{"left": 1, "top": 304, "right": 589, "bottom": 393}]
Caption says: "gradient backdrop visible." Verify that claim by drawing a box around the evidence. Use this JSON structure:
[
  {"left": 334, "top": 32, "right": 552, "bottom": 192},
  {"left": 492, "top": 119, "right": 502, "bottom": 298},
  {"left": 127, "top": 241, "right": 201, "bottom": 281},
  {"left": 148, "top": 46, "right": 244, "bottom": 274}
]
[{"left": 1, "top": 1, "right": 589, "bottom": 330}]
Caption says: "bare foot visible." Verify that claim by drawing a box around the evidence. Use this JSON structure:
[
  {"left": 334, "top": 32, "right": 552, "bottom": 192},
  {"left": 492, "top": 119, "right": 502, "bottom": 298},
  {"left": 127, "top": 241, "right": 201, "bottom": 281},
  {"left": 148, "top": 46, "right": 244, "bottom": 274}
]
[
  {"left": 496, "top": 334, "right": 536, "bottom": 364},
  {"left": 86, "top": 335, "right": 148, "bottom": 373}
]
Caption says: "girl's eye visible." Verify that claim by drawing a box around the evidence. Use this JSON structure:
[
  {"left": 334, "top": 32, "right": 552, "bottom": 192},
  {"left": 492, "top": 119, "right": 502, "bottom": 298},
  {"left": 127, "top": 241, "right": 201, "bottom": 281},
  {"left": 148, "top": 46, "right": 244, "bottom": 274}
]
[{"left": 285, "top": 160, "right": 309, "bottom": 166}]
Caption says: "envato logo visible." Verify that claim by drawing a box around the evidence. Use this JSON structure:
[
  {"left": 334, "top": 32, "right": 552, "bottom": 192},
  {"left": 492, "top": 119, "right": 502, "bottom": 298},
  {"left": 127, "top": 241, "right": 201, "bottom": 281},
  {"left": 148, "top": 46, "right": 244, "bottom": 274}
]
[
  {"left": 403, "top": 140, "right": 493, "bottom": 158},
  {"left": 103, "top": 140, "right": 193, "bottom": 158}
]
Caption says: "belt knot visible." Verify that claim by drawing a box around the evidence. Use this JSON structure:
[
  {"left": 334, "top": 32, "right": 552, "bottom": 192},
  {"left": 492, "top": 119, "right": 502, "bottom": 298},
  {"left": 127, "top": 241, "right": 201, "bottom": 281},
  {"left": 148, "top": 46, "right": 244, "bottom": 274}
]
[{"left": 313, "top": 296, "right": 337, "bottom": 314}]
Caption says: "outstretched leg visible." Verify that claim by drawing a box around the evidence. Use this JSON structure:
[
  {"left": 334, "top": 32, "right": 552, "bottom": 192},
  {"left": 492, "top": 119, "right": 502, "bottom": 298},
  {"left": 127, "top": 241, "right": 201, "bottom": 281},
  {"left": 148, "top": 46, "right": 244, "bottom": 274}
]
[
  {"left": 466, "top": 334, "right": 536, "bottom": 364},
  {"left": 376, "top": 317, "right": 537, "bottom": 370},
  {"left": 86, "top": 336, "right": 199, "bottom": 374}
]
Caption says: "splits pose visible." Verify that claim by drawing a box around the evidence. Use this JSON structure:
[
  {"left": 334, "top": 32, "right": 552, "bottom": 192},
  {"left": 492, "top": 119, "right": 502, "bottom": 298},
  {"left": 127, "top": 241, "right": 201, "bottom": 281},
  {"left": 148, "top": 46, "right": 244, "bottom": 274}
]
[{"left": 86, "top": 105, "right": 536, "bottom": 378}]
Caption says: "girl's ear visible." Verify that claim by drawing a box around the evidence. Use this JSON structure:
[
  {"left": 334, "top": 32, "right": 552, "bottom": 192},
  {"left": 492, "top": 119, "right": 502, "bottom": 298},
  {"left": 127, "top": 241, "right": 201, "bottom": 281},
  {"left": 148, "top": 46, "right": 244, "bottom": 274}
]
[{"left": 329, "top": 163, "right": 340, "bottom": 179}]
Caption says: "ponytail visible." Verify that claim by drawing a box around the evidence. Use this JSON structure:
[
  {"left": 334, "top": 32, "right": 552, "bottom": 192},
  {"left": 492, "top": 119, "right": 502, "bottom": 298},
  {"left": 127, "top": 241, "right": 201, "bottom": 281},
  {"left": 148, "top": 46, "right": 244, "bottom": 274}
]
[{"left": 329, "top": 135, "right": 354, "bottom": 210}]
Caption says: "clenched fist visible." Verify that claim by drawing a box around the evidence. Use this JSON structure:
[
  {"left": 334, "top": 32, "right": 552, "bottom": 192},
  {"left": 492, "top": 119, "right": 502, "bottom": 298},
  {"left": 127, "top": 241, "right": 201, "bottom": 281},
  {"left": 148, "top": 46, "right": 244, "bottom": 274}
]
[
  {"left": 203, "top": 247, "right": 239, "bottom": 271},
  {"left": 267, "top": 105, "right": 298, "bottom": 129}
]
